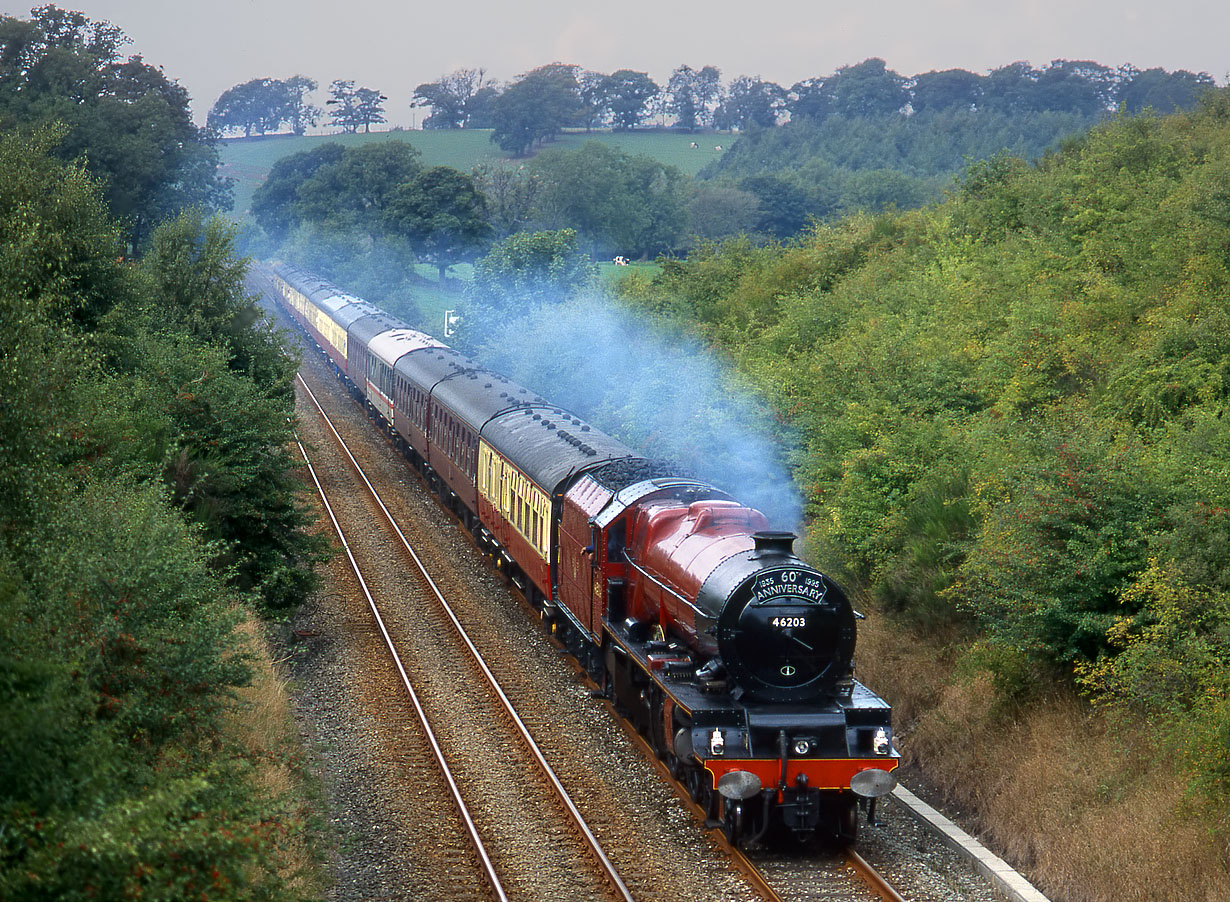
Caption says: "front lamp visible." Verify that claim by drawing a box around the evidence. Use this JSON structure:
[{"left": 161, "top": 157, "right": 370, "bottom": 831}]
[{"left": 873, "top": 727, "right": 891, "bottom": 755}]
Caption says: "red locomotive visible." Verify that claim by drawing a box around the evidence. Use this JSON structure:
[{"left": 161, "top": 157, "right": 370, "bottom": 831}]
[{"left": 262, "top": 262, "right": 898, "bottom": 844}]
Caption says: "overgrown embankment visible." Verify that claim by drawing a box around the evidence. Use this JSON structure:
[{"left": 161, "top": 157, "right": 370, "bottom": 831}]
[
  {"left": 615, "top": 91, "right": 1230, "bottom": 899},
  {"left": 1, "top": 129, "right": 326, "bottom": 899}
]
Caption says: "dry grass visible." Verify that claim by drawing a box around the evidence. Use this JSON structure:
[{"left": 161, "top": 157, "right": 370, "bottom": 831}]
[
  {"left": 227, "top": 616, "right": 325, "bottom": 898},
  {"left": 856, "top": 615, "right": 1230, "bottom": 901}
]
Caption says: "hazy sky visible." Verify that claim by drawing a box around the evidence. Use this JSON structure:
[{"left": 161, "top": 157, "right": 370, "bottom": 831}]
[{"left": 4, "top": 1, "right": 1226, "bottom": 128}]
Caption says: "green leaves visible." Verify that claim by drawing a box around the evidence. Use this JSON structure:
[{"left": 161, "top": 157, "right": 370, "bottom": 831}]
[
  {"left": 1, "top": 132, "right": 321, "bottom": 894},
  {"left": 615, "top": 88, "right": 1230, "bottom": 699},
  {"left": 528, "top": 141, "right": 689, "bottom": 258},
  {"left": 0, "top": 7, "right": 231, "bottom": 246}
]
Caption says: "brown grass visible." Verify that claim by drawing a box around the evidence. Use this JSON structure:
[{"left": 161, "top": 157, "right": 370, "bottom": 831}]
[
  {"left": 857, "top": 615, "right": 1230, "bottom": 901},
  {"left": 227, "top": 616, "right": 325, "bottom": 898}
]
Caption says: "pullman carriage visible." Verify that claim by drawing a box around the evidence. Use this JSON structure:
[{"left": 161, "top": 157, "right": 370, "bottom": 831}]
[
  {"left": 426, "top": 372, "right": 544, "bottom": 525},
  {"left": 364, "top": 329, "right": 447, "bottom": 430},
  {"left": 478, "top": 410, "right": 638, "bottom": 617},
  {"left": 391, "top": 346, "right": 476, "bottom": 462},
  {"left": 270, "top": 264, "right": 376, "bottom": 377}
]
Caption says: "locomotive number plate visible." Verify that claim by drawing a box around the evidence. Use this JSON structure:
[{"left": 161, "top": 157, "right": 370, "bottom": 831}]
[{"left": 770, "top": 616, "right": 807, "bottom": 629}]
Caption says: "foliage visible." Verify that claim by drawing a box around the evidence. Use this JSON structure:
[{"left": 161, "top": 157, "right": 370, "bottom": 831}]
[
  {"left": 250, "top": 142, "right": 346, "bottom": 239},
  {"left": 714, "top": 76, "right": 786, "bottom": 130},
  {"left": 326, "top": 79, "right": 387, "bottom": 134},
  {"left": 704, "top": 107, "right": 1098, "bottom": 219},
  {"left": 0, "top": 128, "right": 320, "bottom": 896},
  {"left": 791, "top": 58, "right": 908, "bottom": 120},
  {"left": 489, "top": 63, "right": 585, "bottom": 155},
  {"left": 1077, "top": 560, "right": 1230, "bottom": 804},
  {"left": 527, "top": 141, "right": 688, "bottom": 257},
  {"left": 471, "top": 161, "right": 542, "bottom": 238},
  {"left": 465, "top": 228, "right": 595, "bottom": 321},
  {"left": 612, "top": 92, "right": 1230, "bottom": 805},
  {"left": 684, "top": 183, "right": 762, "bottom": 244},
  {"left": 253, "top": 140, "right": 422, "bottom": 239},
  {"left": 0, "top": 5, "right": 231, "bottom": 246},
  {"left": 413, "top": 68, "right": 498, "bottom": 129},
  {"left": 384, "top": 165, "right": 492, "bottom": 278},
  {"left": 666, "top": 63, "right": 723, "bottom": 130},
  {"left": 599, "top": 69, "right": 660, "bottom": 130},
  {"left": 209, "top": 75, "right": 320, "bottom": 137}
]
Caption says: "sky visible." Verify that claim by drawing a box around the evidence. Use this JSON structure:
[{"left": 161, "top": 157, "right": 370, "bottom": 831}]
[{"left": 3, "top": 1, "right": 1227, "bottom": 128}]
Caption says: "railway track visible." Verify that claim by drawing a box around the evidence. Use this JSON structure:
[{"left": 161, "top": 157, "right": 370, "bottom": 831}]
[{"left": 296, "top": 374, "right": 634, "bottom": 901}]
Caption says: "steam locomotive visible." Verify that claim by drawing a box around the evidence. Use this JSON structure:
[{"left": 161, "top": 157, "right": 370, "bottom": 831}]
[{"left": 259, "top": 263, "right": 898, "bottom": 845}]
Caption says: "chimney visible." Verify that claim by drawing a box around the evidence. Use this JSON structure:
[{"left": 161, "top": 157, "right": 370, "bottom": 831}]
[{"left": 751, "top": 531, "right": 796, "bottom": 557}]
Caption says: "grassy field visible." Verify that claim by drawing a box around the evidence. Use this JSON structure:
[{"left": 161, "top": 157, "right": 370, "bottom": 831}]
[{"left": 220, "top": 129, "right": 731, "bottom": 217}]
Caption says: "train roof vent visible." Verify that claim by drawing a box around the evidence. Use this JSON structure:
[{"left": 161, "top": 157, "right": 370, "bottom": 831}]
[
  {"left": 751, "top": 531, "right": 797, "bottom": 557},
  {"left": 581, "top": 425, "right": 590, "bottom": 432}
]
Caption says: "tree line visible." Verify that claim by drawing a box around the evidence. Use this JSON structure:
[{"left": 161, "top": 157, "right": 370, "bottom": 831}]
[
  {"left": 249, "top": 137, "right": 700, "bottom": 277},
  {"left": 210, "top": 57, "right": 1215, "bottom": 155}
]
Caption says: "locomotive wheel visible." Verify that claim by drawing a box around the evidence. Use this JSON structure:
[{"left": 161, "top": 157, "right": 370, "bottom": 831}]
[
  {"left": 666, "top": 752, "right": 682, "bottom": 780},
  {"left": 837, "top": 800, "right": 859, "bottom": 844},
  {"left": 685, "top": 765, "right": 705, "bottom": 803},
  {"left": 722, "top": 800, "right": 744, "bottom": 844}
]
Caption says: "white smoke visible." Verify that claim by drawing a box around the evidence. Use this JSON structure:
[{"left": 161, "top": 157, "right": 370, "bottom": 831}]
[{"left": 467, "top": 289, "right": 804, "bottom": 531}]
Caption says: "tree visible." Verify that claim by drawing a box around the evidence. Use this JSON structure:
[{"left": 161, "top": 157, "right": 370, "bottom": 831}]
[
  {"left": 529, "top": 142, "right": 688, "bottom": 257},
  {"left": 714, "top": 75, "right": 785, "bottom": 130},
  {"left": 685, "top": 183, "right": 762, "bottom": 242},
  {"left": 413, "top": 68, "right": 494, "bottom": 129},
  {"left": 464, "top": 83, "right": 501, "bottom": 128},
  {"left": 578, "top": 69, "right": 610, "bottom": 130},
  {"left": 327, "top": 79, "right": 387, "bottom": 133},
  {"left": 788, "top": 77, "right": 831, "bottom": 120},
  {"left": 1116, "top": 66, "right": 1215, "bottom": 113},
  {"left": 250, "top": 142, "right": 345, "bottom": 239},
  {"left": 910, "top": 68, "right": 983, "bottom": 113},
  {"left": 667, "top": 64, "right": 722, "bottom": 130},
  {"left": 0, "top": 5, "right": 230, "bottom": 247},
  {"left": 0, "top": 43, "right": 320, "bottom": 902},
  {"left": 281, "top": 74, "right": 321, "bottom": 135},
  {"left": 740, "top": 173, "right": 815, "bottom": 237},
  {"left": 468, "top": 228, "right": 596, "bottom": 312},
  {"left": 1034, "top": 59, "right": 1116, "bottom": 116},
  {"left": 208, "top": 77, "right": 285, "bottom": 137},
  {"left": 602, "top": 69, "right": 660, "bottom": 130},
  {"left": 291, "top": 141, "right": 422, "bottom": 233},
  {"left": 981, "top": 61, "right": 1043, "bottom": 113},
  {"left": 825, "top": 58, "right": 908, "bottom": 118},
  {"left": 490, "top": 63, "right": 584, "bottom": 155},
  {"left": 384, "top": 165, "right": 491, "bottom": 279},
  {"left": 472, "top": 162, "right": 542, "bottom": 237}
]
